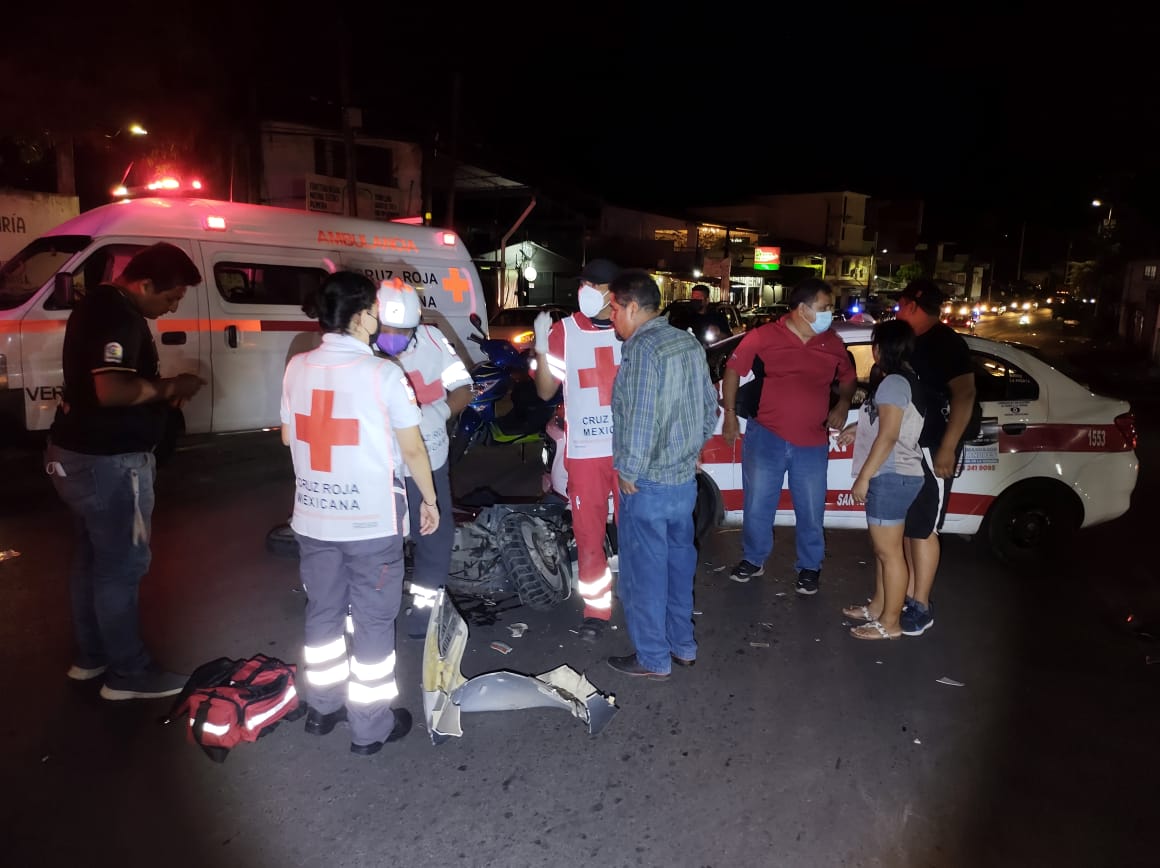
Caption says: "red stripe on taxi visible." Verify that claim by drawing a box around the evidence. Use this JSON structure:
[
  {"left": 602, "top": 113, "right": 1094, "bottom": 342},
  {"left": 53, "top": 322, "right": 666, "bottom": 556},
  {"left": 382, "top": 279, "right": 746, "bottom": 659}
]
[
  {"left": 998, "top": 423, "right": 1133, "bottom": 453},
  {"left": 720, "top": 489, "right": 995, "bottom": 515}
]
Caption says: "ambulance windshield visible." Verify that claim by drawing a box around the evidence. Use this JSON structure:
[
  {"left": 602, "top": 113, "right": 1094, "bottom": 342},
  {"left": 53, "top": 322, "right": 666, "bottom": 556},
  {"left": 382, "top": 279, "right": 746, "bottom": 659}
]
[{"left": 0, "top": 235, "right": 89, "bottom": 311}]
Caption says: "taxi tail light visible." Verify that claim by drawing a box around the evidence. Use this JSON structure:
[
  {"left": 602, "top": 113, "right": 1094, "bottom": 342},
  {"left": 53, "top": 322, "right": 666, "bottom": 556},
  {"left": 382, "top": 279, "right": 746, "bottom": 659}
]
[{"left": 1114, "top": 412, "right": 1138, "bottom": 450}]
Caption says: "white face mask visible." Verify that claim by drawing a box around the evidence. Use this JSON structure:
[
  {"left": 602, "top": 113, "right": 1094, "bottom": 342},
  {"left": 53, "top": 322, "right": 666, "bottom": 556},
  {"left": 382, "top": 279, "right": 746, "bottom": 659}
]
[{"left": 578, "top": 285, "right": 608, "bottom": 318}]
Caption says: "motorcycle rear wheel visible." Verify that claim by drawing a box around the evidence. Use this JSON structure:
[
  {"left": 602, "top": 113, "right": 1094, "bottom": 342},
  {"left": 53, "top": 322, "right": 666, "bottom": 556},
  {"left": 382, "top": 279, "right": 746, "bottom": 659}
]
[{"left": 499, "top": 512, "right": 571, "bottom": 610}]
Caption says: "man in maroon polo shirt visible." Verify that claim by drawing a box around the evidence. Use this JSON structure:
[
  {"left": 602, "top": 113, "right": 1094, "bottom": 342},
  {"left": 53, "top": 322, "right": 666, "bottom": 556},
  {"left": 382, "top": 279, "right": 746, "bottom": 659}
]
[{"left": 720, "top": 279, "right": 855, "bottom": 594}]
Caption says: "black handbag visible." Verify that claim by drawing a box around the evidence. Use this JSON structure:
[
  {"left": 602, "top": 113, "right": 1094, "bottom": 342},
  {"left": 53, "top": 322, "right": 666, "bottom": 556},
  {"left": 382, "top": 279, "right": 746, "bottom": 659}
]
[{"left": 735, "top": 354, "right": 765, "bottom": 419}]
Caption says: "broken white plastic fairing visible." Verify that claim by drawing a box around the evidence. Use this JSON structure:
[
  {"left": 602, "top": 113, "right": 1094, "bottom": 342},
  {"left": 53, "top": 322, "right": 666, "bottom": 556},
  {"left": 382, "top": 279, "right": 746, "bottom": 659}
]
[{"left": 421, "top": 590, "right": 619, "bottom": 744}]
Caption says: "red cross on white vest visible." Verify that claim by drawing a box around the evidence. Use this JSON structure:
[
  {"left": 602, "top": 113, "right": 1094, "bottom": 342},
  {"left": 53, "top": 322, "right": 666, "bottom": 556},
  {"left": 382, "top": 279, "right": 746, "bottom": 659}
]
[
  {"left": 577, "top": 345, "right": 618, "bottom": 406},
  {"left": 295, "top": 389, "right": 359, "bottom": 472}
]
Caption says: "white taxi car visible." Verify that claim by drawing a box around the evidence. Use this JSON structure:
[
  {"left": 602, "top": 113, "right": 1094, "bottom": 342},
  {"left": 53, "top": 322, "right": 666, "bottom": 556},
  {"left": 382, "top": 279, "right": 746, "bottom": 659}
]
[{"left": 545, "top": 322, "right": 1139, "bottom": 565}]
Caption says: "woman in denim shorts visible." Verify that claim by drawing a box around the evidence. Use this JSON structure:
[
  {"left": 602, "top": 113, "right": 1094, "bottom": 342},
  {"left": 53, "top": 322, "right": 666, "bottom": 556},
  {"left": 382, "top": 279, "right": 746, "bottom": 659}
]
[{"left": 836, "top": 320, "right": 926, "bottom": 640}]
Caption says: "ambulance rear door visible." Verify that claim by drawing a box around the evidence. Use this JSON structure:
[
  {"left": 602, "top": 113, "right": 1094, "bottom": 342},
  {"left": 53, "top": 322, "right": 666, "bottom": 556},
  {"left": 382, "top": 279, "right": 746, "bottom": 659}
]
[
  {"left": 340, "top": 250, "right": 486, "bottom": 366},
  {"left": 197, "top": 242, "right": 332, "bottom": 433}
]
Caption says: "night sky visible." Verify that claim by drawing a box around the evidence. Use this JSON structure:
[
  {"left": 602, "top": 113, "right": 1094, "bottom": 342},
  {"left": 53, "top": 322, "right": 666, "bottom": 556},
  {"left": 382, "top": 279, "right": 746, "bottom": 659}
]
[{"left": 8, "top": 3, "right": 1159, "bottom": 269}]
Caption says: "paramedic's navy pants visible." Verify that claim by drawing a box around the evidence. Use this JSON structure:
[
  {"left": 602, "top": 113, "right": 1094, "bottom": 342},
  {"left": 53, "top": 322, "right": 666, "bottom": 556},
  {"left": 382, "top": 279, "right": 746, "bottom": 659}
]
[
  {"left": 403, "top": 460, "right": 453, "bottom": 638},
  {"left": 616, "top": 478, "right": 698, "bottom": 675},
  {"left": 296, "top": 496, "right": 405, "bottom": 747},
  {"left": 45, "top": 443, "right": 155, "bottom": 677}
]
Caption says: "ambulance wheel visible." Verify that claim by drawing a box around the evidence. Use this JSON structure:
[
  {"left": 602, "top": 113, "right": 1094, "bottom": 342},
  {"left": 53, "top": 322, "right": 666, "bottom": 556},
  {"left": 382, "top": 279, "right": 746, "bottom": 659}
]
[
  {"left": 499, "top": 513, "right": 570, "bottom": 610},
  {"left": 265, "top": 522, "right": 299, "bottom": 558},
  {"left": 985, "top": 480, "right": 1081, "bottom": 566},
  {"left": 155, "top": 408, "right": 184, "bottom": 466}
]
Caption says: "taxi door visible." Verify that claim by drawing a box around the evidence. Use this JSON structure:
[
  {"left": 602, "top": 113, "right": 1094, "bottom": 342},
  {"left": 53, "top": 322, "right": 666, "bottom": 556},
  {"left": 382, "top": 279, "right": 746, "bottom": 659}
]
[{"left": 197, "top": 242, "right": 332, "bottom": 433}]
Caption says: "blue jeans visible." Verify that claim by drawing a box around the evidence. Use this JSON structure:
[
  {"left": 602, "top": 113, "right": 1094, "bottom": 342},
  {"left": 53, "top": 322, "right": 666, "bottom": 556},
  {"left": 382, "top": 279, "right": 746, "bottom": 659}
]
[
  {"left": 617, "top": 478, "right": 698, "bottom": 674},
  {"left": 741, "top": 421, "right": 828, "bottom": 572},
  {"left": 45, "top": 443, "right": 156, "bottom": 675}
]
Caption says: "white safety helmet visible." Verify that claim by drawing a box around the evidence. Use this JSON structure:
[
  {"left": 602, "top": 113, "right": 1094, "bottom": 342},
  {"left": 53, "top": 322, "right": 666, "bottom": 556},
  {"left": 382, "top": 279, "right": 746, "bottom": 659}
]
[{"left": 377, "top": 278, "right": 422, "bottom": 328}]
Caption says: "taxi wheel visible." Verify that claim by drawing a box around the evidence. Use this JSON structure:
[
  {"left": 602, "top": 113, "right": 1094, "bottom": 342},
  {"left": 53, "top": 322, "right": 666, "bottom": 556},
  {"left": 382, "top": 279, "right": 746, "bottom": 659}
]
[
  {"left": 693, "top": 472, "right": 723, "bottom": 544},
  {"left": 985, "top": 481, "right": 1081, "bottom": 566}
]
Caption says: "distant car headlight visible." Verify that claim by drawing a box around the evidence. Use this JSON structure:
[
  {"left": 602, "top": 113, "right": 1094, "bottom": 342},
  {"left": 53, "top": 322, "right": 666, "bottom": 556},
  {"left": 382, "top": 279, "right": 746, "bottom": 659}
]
[
  {"left": 512, "top": 330, "right": 534, "bottom": 346},
  {"left": 1022, "top": 302, "right": 1031, "bottom": 310},
  {"left": 959, "top": 306, "right": 970, "bottom": 315}
]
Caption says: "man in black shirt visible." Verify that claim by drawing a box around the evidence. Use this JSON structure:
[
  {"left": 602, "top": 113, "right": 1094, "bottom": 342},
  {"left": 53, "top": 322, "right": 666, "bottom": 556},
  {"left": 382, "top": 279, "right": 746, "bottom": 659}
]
[
  {"left": 894, "top": 279, "right": 978, "bottom": 637},
  {"left": 688, "top": 284, "right": 733, "bottom": 343},
  {"left": 46, "top": 242, "right": 205, "bottom": 700}
]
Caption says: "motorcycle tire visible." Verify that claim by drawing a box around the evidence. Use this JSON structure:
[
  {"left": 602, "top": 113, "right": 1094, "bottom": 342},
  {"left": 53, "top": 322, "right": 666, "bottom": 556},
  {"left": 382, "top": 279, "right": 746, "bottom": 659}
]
[
  {"left": 499, "top": 512, "right": 571, "bottom": 611},
  {"left": 265, "top": 522, "right": 299, "bottom": 558}
]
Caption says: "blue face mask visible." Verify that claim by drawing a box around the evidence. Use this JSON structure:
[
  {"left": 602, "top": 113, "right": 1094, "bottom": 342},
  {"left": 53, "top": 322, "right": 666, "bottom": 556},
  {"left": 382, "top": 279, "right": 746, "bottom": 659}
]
[
  {"left": 809, "top": 310, "right": 833, "bottom": 334},
  {"left": 376, "top": 331, "right": 411, "bottom": 356}
]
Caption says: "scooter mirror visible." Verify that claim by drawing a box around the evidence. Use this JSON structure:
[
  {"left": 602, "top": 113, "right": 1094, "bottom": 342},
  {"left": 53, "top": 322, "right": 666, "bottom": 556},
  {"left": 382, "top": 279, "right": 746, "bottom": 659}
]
[{"left": 469, "top": 312, "right": 484, "bottom": 336}]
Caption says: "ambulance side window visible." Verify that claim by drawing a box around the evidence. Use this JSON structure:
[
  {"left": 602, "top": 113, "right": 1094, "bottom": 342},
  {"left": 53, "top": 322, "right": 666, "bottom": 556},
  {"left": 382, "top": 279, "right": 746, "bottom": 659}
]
[
  {"left": 214, "top": 262, "right": 327, "bottom": 307},
  {"left": 971, "top": 352, "right": 1039, "bottom": 403},
  {"left": 44, "top": 244, "right": 146, "bottom": 309}
]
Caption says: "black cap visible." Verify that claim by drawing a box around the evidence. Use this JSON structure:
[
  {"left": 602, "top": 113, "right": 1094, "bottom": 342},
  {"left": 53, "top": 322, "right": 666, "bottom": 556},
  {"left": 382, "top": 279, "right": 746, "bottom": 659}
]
[
  {"left": 898, "top": 278, "right": 946, "bottom": 315},
  {"left": 580, "top": 258, "right": 622, "bottom": 285}
]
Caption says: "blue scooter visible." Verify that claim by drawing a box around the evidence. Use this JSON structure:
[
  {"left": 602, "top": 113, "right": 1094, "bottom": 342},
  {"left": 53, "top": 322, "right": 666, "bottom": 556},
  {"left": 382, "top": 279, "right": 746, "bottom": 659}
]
[{"left": 449, "top": 313, "right": 561, "bottom": 465}]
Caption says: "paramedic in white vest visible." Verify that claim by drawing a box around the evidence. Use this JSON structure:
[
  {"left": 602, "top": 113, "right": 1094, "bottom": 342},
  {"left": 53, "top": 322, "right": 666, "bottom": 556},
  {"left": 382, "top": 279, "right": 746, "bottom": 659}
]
[
  {"left": 532, "top": 259, "right": 623, "bottom": 642},
  {"left": 374, "top": 278, "right": 473, "bottom": 639},
  {"left": 281, "top": 271, "right": 439, "bottom": 756}
]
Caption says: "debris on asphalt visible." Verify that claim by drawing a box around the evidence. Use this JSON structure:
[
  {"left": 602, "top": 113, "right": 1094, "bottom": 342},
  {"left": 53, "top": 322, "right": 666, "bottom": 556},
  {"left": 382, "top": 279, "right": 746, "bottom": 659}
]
[
  {"left": 913, "top": 738, "right": 922, "bottom": 745},
  {"left": 814, "top": 638, "right": 821, "bottom": 642},
  {"left": 693, "top": 610, "right": 702, "bottom": 616},
  {"left": 749, "top": 641, "right": 770, "bottom": 648},
  {"left": 875, "top": 660, "right": 883, "bottom": 665},
  {"left": 1146, "top": 656, "right": 1158, "bottom": 665},
  {"left": 489, "top": 641, "right": 513, "bottom": 655},
  {"left": 0, "top": 549, "right": 21, "bottom": 562},
  {"left": 774, "top": 592, "right": 787, "bottom": 597},
  {"left": 759, "top": 622, "right": 773, "bottom": 630},
  {"left": 936, "top": 676, "right": 965, "bottom": 687},
  {"left": 507, "top": 623, "right": 528, "bottom": 639},
  {"left": 712, "top": 565, "right": 727, "bottom": 572},
  {"left": 857, "top": 560, "right": 867, "bottom": 566}
]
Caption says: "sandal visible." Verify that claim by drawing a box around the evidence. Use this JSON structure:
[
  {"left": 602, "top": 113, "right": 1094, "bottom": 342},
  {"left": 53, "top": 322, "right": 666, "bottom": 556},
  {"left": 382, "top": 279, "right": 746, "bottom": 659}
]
[
  {"left": 850, "top": 620, "right": 901, "bottom": 640},
  {"left": 842, "top": 601, "right": 877, "bottom": 621}
]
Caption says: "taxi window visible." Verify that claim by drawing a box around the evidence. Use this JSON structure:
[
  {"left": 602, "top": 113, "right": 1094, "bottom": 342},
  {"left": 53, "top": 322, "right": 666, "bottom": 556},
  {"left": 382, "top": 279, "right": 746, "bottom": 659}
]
[
  {"left": 846, "top": 343, "right": 876, "bottom": 381},
  {"left": 972, "top": 352, "right": 1039, "bottom": 402},
  {"left": 214, "top": 262, "right": 327, "bottom": 307}
]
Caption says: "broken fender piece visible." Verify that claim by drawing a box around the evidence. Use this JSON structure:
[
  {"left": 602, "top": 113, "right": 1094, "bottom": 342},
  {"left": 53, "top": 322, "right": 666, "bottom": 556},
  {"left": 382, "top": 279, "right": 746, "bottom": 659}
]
[{"left": 421, "top": 590, "right": 619, "bottom": 744}]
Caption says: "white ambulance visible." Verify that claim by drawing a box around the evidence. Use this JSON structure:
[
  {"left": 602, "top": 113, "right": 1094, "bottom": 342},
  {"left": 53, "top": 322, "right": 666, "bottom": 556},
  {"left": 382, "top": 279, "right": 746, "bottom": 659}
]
[
  {"left": 545, "top": 321, "right": 1139, "bottom": 564},
  {"left": 0, "top": 197, "right": 488, "bottom": 445}
]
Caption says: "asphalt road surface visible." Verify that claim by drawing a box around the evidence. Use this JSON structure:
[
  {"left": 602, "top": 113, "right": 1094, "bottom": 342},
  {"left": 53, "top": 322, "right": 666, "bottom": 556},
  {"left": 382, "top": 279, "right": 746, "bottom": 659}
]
[{"left": 1, "top": 345, "right": 1157, "bottom": 867}]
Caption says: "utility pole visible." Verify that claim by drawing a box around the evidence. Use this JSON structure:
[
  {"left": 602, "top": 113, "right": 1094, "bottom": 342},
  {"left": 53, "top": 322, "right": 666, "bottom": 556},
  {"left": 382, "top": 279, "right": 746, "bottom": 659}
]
[
  {"left": 339, "top": 30, "right": 358, "bottom": 218},
  {"left": 445, "top": 73, "right": 461, "bottom": 228},
  {"left": 1015, "top": 220, "right": 1026, "bottom": 282}
]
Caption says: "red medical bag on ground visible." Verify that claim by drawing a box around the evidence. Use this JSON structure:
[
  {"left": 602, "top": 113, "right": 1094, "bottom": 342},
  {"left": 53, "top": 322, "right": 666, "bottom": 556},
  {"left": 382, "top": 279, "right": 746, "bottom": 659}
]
[{"left": 163, "top": 654, "right": 305, "bottom": 763}]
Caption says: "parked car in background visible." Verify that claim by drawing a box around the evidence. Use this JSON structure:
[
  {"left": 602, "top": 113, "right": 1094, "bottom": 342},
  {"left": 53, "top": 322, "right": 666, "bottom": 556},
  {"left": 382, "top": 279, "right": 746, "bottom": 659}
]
[
  {"left": 487, "top": 305, "right": 573, "bottom": 351},
  {"left": 663, "top": 299, "right": 744, "bottom": 344},
  {"left": 742, "top": 304, "right": 790, "bottom": 328}
]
